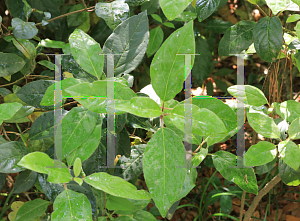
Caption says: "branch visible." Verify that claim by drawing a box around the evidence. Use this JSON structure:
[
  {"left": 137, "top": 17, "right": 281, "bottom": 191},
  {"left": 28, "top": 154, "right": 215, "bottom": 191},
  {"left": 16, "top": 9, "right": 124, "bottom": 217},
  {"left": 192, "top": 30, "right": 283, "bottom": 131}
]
[
  {"left": 243, "top": 174, "right": 281, "bottom": 221},
  {"left": 35, "top": 6, "right": 95, "bottom": 26}
]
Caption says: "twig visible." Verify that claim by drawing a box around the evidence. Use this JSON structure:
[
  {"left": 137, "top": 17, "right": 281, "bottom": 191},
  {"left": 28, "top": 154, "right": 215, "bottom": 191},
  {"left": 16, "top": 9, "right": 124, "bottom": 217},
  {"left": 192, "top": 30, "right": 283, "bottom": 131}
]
[
  {"left": 0, "top": 76, "right": 26, "bottom": 87},
  {"left": 243, "top": 174, "right": 281, "bottom": 221},
  {"left": 255, "top": 4, "right": 268, "bottom": 17},
  {"left": 35, "top": 6, "right": 95, "bottom": 26},
  {"left": 1, "top": 125, "right": 11, "bottom": 141},
  {"left": 283, "top": 27, "right": 298, "bottom": 37},
  {"left": 239, "top": 190, "right": 246, "bottom": 221}
]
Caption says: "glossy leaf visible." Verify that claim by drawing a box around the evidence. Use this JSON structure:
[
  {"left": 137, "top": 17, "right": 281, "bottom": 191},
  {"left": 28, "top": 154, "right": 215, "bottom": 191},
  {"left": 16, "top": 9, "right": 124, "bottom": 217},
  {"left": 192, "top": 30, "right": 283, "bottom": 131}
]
[
  {"left": 119, "top": 144, "right": 146, "bottom": 181},
  {"left": 247, "top": 112, "right": 281, "bottom": 139},
  {"left": 192, "top": 148, "right": 208, "bottom": 167},
  {"left": 0, "top": 52, "right": 25, "bottom": 77},
  {"left": 3, "top": 106, "right": 34, "bottom": 123},
  {"left": 159, "top": 0, "right": 193, "bottom": 21},
  {"left": 150, "top": 21, "right": 195, "bottom": 101},
  {"left": 143, "top": 127, "right": 186, "bottom": 217},
  {"left": 244, "top": 141, "right": 277, "bottom": 166},
  {"left": 196, "top": 0, "right": 221, "bottom": 22},
  {"left": 58, "top": 106, "right": 98, "bottom": 158},
  {"left": 227, "top": 85, "right": 268, "bottom": 106},
  {"left": 278, "top": 140, "right": 300, "bottom": 171},
  {"left": 51, "top": 189, "right": 93, "bottom": 221},
  {"left": 15, "top": 199, "right": 50, "bottom": 221},
  {"left": 38, "top": 38, "right": 65, "bottom": 48},
  {"left": 16, "top": 80, "right": 54, "bottom": 109},
  {"left": 45, "top": 167, "right": 72, "bottom": 184},
  {"left": 289, "top": 117, "right": 300, "bottom": 139},
  {"left": 287, "top": 14, "right": 300, "bottom": 23},
  {"left": 66, "top": 114, "right": 103, "bottom": 166},
  {"left": 0, "top": 141, "right": 29, "bottom": 173},
  {"left": 0, "top": 103, "right": 22, "bottom": 125},
  {"left": 11, "top": 18, "right": 38, "bottom": 39},
  {"left": 69, "top": 29, "right": 104, "bottom": 80},
  {"left": 103, "top": 11, "right": 149, "bottom": 77},
  {"left": 106, "top": 195, "right": 137, "bottom": 211},
  {"left": 168, "top": 104, "right": 227, "bottom": 136},
  {"left": 13, "top": 170, "right": 37, "bottom": 194},
  {"left": 253, "top": 16, "right": 283, "bottom": 62},
  {"left": 74, "top": 158, "right": 82, "bottom": 177},
  {"left": 67, "top": 3, "right": 89, "bottom": 27},
  {"left": 85, "top": 172, "right": 151, "bottom": 200},
  {"left": 114, "top": 97, "right": 162, "bottom": 118},
  {"left": 265, "top": 0, "right": 292, "bottom": 15},
  {"left": 146, "top": 26, "right": 164, "bottom": 57},
  {"left": 95, "top": 0, "right": 129, "bottom": 30},
  {"left": 212, "top": 151, "right": 258, "bottom": 194},
  {"left": 218, "top": 21, "right": 256, "bottom": 56},
  {"left": 279, "top": 159, "right": 300, "bottom": 186},
  {"left": 276, "top": 100, "right": 300, "bottom": 123}
]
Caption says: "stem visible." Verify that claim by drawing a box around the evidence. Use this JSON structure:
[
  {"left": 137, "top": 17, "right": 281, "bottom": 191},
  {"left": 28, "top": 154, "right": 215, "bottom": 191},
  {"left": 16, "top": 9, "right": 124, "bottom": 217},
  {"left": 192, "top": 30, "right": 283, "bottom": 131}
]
[
  {"left": 283, "top": 27, "right": 298, "bottom": 37},
  {"left": 239, "top": 190, "right": 246, "bottom": 221},
  {"left": 193, "top": 137, "right": 209, "bottom": 153},
  {"left": 243, "top": 174, "right": 281, "bottom": 221},
  {"left": 255, "top": 4, "right": 268, "bottom": 17},
  {"left": 36, "top": 6, "right": 95, "bottom": 26},
  {"left": 0, "top": 76, "right": 26, "bottom": 88},
  {"left": 1, "top": 125, "right": 11, "bottom": 141}
]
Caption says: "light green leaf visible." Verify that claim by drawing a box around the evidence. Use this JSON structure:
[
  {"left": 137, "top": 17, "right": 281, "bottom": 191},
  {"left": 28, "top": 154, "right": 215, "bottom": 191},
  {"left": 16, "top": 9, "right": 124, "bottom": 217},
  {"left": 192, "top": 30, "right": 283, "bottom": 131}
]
[
  {"left": 247, "top": 112, "right": 281, "bottom": 139},
  {"left": 289, "top": 117, "right": 300, "bottom": 139},
  {"left": 150, "top": 21, "right": 195, "bottom": 102},
  {"left": 51, "top": 189, "right": 92, "bottom": 221},
  {"left": 168, "top": 104, "right": 227, "bottom": 136},
  {"left": 69, "top": 29, "right": 104, "bottom": 80},
  {"left": 212, "top": 151, "right": 258, "bottom": 194},
  {"left": 196, "top": 0, "right": 221, "bottom": 22},
  {"left": 244, "top": 141, "right": 277, "bottom": 166},
  {"left": 114, "top": 97, "right": 162, "bottom": 118},
  {"left": 253, "top": 16, "right": 283, "bottom": 62},
  {"left": 38, "top": 60, "right": 55, "bottom": 70},
  {"left": 218, "top": 21, "right": 256, "bottom": 56},
  {"left": 0, "top": 141, "right": 29, "bottom": 173},
  {"left": 15, "top": 199, "right": 50, "bottom": 221},
  {"left": 159, "top": 0, "right": 193, "bottom": 20},
  {"left": 45, "top": 167, "right": 72, "bottom": 184},
  {"left": 151, "top": 14, "right": 162, "bottom": 23},
  {"left": 0, "top": 103, "right": 22, "bottom": 125},
  {"left": 192, "top": 148, "right": 208, "bottom": 167},
  {"left": 276, "top": 100, "right": 300, "bottom": 123},
  {"left": 103, "top": 11, "right": 149, "bottom": 77},
  {"left": 84, "top": 172, "right": 151, "bottom": 200},
  {"left": 73, "top": 158, "right": 82, "bottom": 177},
  {"left": 278, "top": 140, "right": 300, "bottom": 171},
  {"left": 143, "top": 127, "right": 186, "bottom": 217},
  {"left": 11, "top": 18, "right": 38, "bottom": 39},
  {"left": 292, "top": 0, "right": 300, "bottom": 6},
  {"left": 287, "top": 14, "right": 300, "bottom": 23},
  {"left": 0, "top": 52, "right": 25, "bottom": 77},
  {"left": 227, "top": 85, "right": 268, "bottom": 106},
  {"left": 38, "top": 38, "right": 65, "bottom": 48},
  {"left": 163, "top": 22, "right": 175, "bottom": 28},
  {"left": 147, "top": 26, "right": 164, "bottom": 57},
  {"left": 265, "top": 0, "right": 292, "bottom": 15}
]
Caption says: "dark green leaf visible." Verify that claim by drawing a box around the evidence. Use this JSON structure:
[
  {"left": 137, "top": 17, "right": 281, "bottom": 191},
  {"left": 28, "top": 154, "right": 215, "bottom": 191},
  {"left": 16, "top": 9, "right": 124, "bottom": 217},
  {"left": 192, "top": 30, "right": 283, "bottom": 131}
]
[
  {"left": 15, "top": 199, "right": 50, "bottom": 221},
  {"left": 13, "top": 170, "right": 37, "bottom": 193},
  {"left": 116, "top": 127, "right": 131, "bottom": 158},
  {"left": 12, "top": 18, "right": 38, "bottom": 39},
  {"left": 279, "top": 159, "right": 300, "bottom": 186},
  {"left": 67, "top": 3, "right": 89, "bottom": 27},
  {"left": 0, "top": 52, "right": 25, "bottom": 77},
  {"left": 196, "top": 0, "right": 221, "bottom": 22},
  {"left": 125, "top": 0, "right": 149, "bottom": 6}
]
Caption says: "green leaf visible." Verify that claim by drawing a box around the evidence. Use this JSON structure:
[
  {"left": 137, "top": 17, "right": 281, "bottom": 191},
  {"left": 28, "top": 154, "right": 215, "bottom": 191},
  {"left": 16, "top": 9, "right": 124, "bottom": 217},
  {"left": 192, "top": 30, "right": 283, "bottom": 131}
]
[
  {"left": 58, "top": 106, "right": 98, "bottom": 158},
  {"left": 212, "top": 151, "right": 258, "bottom": 194},
  {"left": 202, "top": 19, "right": 233, "bottom": 34},
  {"left": 84, "top": 172, "right": 151, "bottom": 200},
  {"left": 227, "top": 85, "right": 268, "bottom": 106},
  {"left": 106, "top": 195, "right": 137, "bottom": 211},
  {"left": 69, "top": 29, "right": 104, "bottom": 80},
  {"left": 218, "top": 21, "right": 256, "bottom": 56},
  {"left": 159, "top": 0, "right": 193, "bottom": 20},
  {"left": 95, "top": 0, "right": 129, "bottom": 30},
  {"left": 287, "top": 14, "right": 300, "bottom": 23},
  {"left": 253, "top": 16, "right": 283, "bottom": 62},
  {"left": 13, "top": 170, "right": 37, "bottom": 194},
  {"left": 16, "top": 80, "right": 54, "bottom": 109},
  {"left": 0, "top": 141, "right": 29, "bottom": 173},
  {"left": 38, "top": 38, "right": 65, "bottom": 48},
  {"left": 168, "top": 104, "right": 227, "bottom": 136},
  {"left": 38, "top": 60, "right": 54, "bottom": 70},
  {"left": 17, "top": 152, "right": 64, "bottom": 174},
  {"left": 143, "top": 127, "right": 186, "bottom": 217},
  {"left": 177, "top": 167, "right": 197, "bottom": 200},
  {"left": 67, "top": 114, "right": 102, "bottom": 166},
  {"left": 244, "top": 141, "right": 277, "bottom": 166},
  {"left": 278, "top": 140, "right": 300, "bottom": 171},
  {"left": 151, "top": 14, "right": 162, "bottom": 23},
  {"left": 289, "top": 117, "right": 300, "bottom": 139},
  {"left": 163, "top": 22, "right": 175, "bottom": 28},
  {"left": 196, "top": 0, "right": 221, "bottom": 22},
  {"left": 115, "top": 127, "right": 131, "bottom": 158},
  {"left": 279, "top": 159, "right": 300, "bottom": 186},
  {"left": 3, "top": 106, "right": 34, "bottom": 123},
  {"left": 265, "top": 0, "right": 292, "bottom": 15},
  {"left": 192, "top": 148, "right": 208, "bottom": 167},
  {"left": 125, "top": 0, "right": 149, "bottom": 6},
  {"left": 147, "top": 27, "right": 164, "bottom": 57},
  {"left": 292, "top": 0, "right": 300, "bottom": 6},
  {"left": 214, "top": 68, "right": 234, "bottom": 76},
  {"left": 150, "top": 21, "right": 195, "bottom": 102},
  {"left": 103, "top": 11, "right": 149, "bottom": 77},
  {"left": 247, "top": 112, "right": 281, "bottom": 139},
  {"left": 220, "top": 195, "right": 232, "bottom": 215},
  {"left": 51, "top": 189, "right": 92, "bottom": 221},
  {"left": 276, "top": 100, "right": 300, "bottom": 123},
  {"left": 132, "top": 210, "right": 157, "bottom": 221},
  {"left": 119, "top": 144, "right": 146, "bottom": 181},
  {"left": 67, "top": 3, "right": 89, "bottom": 27},
  {"left": 11, "top": 18, "right": 38, "bottom": 39},
  {"left": 0, "top": 103, "right": 22, "bottom": 125},
  {"left": 73, "top": 158, "right": 82, "bottom": 177},
  {"left": 11, "top": 38, "right": 36, "bottom": 59},
  {"left": 114, "top": 97, "right": 162, "bottom": 118},
  {"left": 6, "top": 0, "right": 26, "bottom": 21},
  {"left": 0, "top": 52, "right": 25, "bottom": 77},
  {"left": 15, "top": 199, "right": 50, "bottom": 221},
  {"left": 45, "top": 167, "right": 72, "bottom": 184}
]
